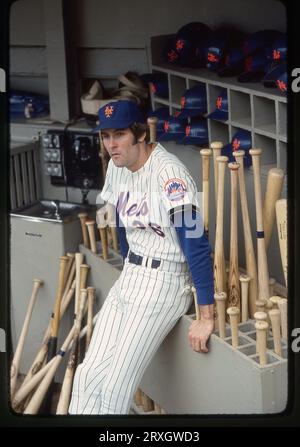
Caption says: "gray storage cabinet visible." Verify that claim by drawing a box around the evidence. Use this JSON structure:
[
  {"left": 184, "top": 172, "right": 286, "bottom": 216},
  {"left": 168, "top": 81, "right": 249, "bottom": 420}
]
[{"left": 80, "top": 244, "right": 288, "bottom": 414}]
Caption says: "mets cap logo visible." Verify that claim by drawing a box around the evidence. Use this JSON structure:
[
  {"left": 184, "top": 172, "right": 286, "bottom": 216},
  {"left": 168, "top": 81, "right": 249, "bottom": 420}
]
[
  {"left": 150, "top": 82, "right": 157, "bottom": 93},
  {"left": 164, "top": 178, "right": 187, "bottom": 202},
  {"left": 167, "top": 49, "right": 178, "bottom": 62},
  {"left": 163, "top": 121, "right": 170, "bottom": 133},
  {"left": 105, "top": 105, "right": 114, "bottom": 118},
  {"left": 277, "top": 79, "right": 287, "bottom": 92},
  {"left": 176, "top": 39, "right": 185, "bottom": 51},
  {"left": 232, "top": 138, "right": 241, "bottom": 151},
  {"left": 273, "top": 49, "right": 281, "bottom": 60},
  {"left": 207, "top": 52, "right": 219, "bottom": 63},
  {"left": 216, "top": 96, "right": 222, "bottom": 109}
]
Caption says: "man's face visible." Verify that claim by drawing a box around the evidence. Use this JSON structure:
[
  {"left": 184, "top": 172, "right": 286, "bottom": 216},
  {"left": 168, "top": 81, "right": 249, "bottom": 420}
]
[{"left": 101, "top": 128, "right": 140, "bottom": 170}]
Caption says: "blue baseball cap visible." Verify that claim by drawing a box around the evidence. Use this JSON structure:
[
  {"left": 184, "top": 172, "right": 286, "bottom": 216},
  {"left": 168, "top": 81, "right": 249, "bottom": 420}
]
[
  {"left": 222, "top": 130, "right": 252, "bottom": 166},
  {"left": 92, "top": 100, "right": 144, "bottom": 132},
  {"left": 163, "top": 22, "right": 212, "bottom": 68},
  {"left": 175, "top": 22, "right": 212, "bottom": 67},
  {"left": 141, "top": 73, "right": 169, "bottom": 99},
  {"left": 157, "top": 116, "right": 186, "bottom": 142},
  {"left": 207, "top": 89, "right": 228, "bottom": 121},
  {"left": 205, "top": 28, "right": 245, "bottom": 71},
  {"left": 238, "top": 50, "right": 270, "bottom": 83},
  {"left": 218, "top": 46, "right": 245, "bottom": 77},
  {"left": 242, "top": 30, "right": 282, "bottom": 57},
  {"left": 262, "top": 63, "right": 287, "bottom": 95},
  {"left": 177, "top": 118, "right": 208, "bottom": 145},
  {"left": 177, "top": 83, "right": 207, "bottom": 119},
  {"left": 269, "top": 33, "right": 287, "bottom": 63}
]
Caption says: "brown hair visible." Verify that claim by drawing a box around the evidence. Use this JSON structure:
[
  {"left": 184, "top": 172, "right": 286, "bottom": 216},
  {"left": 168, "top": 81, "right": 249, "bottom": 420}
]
[{"left": 129, "top": 122, "right": 150, "bottom": 143}]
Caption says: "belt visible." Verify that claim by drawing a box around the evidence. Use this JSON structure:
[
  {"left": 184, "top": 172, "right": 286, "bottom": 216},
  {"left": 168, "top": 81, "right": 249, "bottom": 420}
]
[{"left": 128, "top": 251, "right": 161, "bottom": 269}]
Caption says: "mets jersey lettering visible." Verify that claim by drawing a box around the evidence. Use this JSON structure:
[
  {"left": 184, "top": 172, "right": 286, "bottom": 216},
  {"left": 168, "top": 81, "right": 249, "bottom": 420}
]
[{"left": 101, "top": 143, "right": 200, "bottom": 262}]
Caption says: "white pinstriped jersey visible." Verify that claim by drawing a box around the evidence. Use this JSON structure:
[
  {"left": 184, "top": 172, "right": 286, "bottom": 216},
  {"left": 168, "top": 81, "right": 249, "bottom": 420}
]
[{"left": 101, "top": 143, "right": 200, "bottom": 264}]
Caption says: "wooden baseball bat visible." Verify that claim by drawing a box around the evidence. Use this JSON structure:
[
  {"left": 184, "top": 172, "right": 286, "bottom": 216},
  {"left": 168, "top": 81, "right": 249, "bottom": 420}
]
[
  {"left": 269, "top": 295, "right": 283, "bottom": 308},
  {"left": 240, "top": 274, "right": 250, "bottom": 323},
  {"left": 268, "top": 309, "right": 282, "bottom": 356},
  {"left": 233, "top": 150, "right": 258, "bottom": 318},
  {"left": 41, "top": 256, "right": 68, "bottom": 413},
  {"left": 265, "top": 299, "right": 274, "bottom": 312},
  {"left": 134, "top": 388, "right": 143, "bottom": 406},
  {"left": 46, "top": 256, "right": 69, "bottom": 362},
  {"left": 98, "top": 223, "right": 108, "bottom": 260},
  {"left": 269, "top": 278, "right": 276, "bottom": 297},
  {"left": 255, "top": 299, "right": 267, "bottom": 313},
  {"left": 200, "top": 148, "right": 212, "bottom": 237},
  {"left": 86, "top": 287, "right": 96, "bottom": 352},
  {"left": 254, "top": 311, "right": 268, "bottom": 322},
  {"left": 62, "top": 256, "right": 76, "bottom": 302},
  {"left": 275, "top": 199, "right": 287, "bottom": 287},
  {"left": 255, "top": 320, "right": 269, "bottom": 365},
  {"left": 214, "top": 156, "right": 228, "bottom": 293},
  {"left": 24, "top": 324, "right": 77, "bottom": 415},
  {"left": 80, "top": 264, "right": 90, "bottom": 292},
  {"left": 263, "top": 168, "right": 284, "bottom": 249},
  {"left": 86, "top": 220, "right": 97, "bottom": 254},
  {"left": 10, "top": 278, "right": 43, "bottom": 398},
  {"left": 75, "top": 253, "right": 84, "bottom": 317},
  {"left": 56, "top": 289, "right": 88, "bottom": 415},
  {"left": 76, "top": 264, "right": 90, "bottom": 363},
  {"left": 141, "top": 391, "right": 154, "bottom": 412},
  {"left": 226, "top": 306, "right": 240, "bottom": 348},
  {"left": 63, "top": 253, "right": 75, "bottom": 291},
  {"left": 227, "top": 162, "right": 240, "bottom": 313},
  {"left": 78, "top": 213, "right": 89, "bottom": 248},
  {"left": 210, "top": 141, "right": 223, "bottom": 211},
  {"left": 147, "top": 116, "right": 158, "bottom": 145},
  {"left": 254, "top": 310, "right": 269, "bottom": 352},
  {"left": 12, "top": 356, "right": 57, "bottom": 411},
  {"left": 277, "top": 297, "right": 287, "bottom": 341},
  {"left": 20, "top": 280, "right": 76, "bottom": 391},
  {"left": 14, "top": 292, "right": 81, "bottom": 410},
  {"left": 249, "top": 149, "right": 270, "bottom": 303},
  {"left": 214, "top": 292, "right": 227, "bottom": 338}
]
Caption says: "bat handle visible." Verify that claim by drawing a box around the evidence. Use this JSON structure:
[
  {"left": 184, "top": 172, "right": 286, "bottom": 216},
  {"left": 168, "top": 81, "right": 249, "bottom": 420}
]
[
  {"left": 255, "top": 320, "right": 269, "bottom": 365},
  {"left": 240, "top": 274, "right": 250, "bottom": 323},
  {"left": 200, "top": 148, "right": 212, "bottom": 235},
  {"left": 227, "top": 306, "right": 240, "bottom": 348},
  {"left": 268, "top": 309, "right": 282, "bottom": 357},
  {"left": 277, "top": 298, "right": 287, "bottom": 341},
  {"left": 78, "top": 213, "right": 89, "bottom": 248},
  {"left": 147, "top": 116, "right": 158, "bottom": 145},
  {"left": 214, "top": 292, "right": 227, "bottom": 338}
]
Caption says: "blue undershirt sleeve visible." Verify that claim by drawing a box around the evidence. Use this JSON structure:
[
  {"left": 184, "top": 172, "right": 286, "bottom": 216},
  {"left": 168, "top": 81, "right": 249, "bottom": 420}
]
[
  {"left": 170, "top": 205, "right": 214, "bottom": 305},
  {"left": 116, "top": 209, "right": 129, "bottom": 260}
]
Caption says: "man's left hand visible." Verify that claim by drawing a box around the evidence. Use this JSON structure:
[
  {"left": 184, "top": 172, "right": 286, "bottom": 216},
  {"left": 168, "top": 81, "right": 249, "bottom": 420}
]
[{"left": 188, "top": 318, "right": 214, "bottom": 353}]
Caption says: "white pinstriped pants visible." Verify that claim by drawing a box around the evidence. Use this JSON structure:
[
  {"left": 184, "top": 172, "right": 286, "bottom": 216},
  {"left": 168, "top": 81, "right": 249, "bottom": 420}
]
[{"left": 68, "top": 259, "right": 193, "bottom": 415}]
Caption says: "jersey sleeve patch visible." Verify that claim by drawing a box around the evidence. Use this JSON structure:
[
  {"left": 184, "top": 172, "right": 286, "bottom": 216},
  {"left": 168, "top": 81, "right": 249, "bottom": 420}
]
[{"left": 164, "top": 178, "right": 187, "bottom": 202}]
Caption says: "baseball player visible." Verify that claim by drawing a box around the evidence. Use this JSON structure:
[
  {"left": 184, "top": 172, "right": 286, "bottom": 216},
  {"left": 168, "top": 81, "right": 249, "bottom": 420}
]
[{"left": 68, "top": 100, "right": 214, "bottom": 415}]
